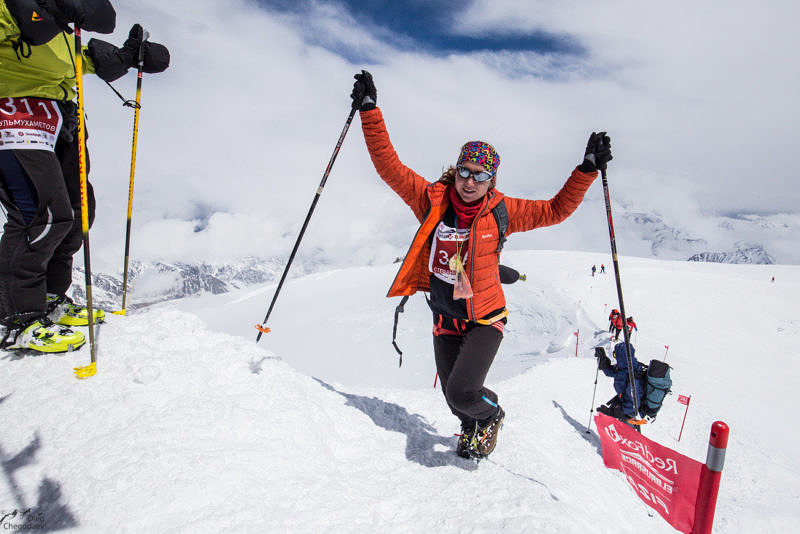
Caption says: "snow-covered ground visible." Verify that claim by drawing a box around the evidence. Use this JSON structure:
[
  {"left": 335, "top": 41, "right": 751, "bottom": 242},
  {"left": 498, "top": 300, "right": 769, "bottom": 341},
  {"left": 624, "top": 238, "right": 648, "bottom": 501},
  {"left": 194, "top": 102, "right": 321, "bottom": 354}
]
[{"left": 2, "top": 250, "right": 798, "bottom": 532}]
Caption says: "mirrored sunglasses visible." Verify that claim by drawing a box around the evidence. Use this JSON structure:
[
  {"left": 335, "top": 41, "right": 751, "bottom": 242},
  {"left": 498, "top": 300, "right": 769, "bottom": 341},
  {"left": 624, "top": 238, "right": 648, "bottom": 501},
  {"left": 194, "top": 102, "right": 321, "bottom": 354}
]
[{"left": 456, "top": 165, "right": 493, "bottom": 182}]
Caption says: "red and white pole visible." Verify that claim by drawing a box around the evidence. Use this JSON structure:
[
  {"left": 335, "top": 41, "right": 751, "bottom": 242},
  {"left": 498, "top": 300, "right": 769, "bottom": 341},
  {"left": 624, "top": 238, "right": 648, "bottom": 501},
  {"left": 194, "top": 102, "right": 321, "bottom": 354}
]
[
  {"left": 693, "top": 421, "right": 729, "bottom": 534},
  {"left": 677, "top": 394, "right": 691, "bottom": 442},
  {"left": 574, "top": 330, "right": 580, "bottom": 357}
]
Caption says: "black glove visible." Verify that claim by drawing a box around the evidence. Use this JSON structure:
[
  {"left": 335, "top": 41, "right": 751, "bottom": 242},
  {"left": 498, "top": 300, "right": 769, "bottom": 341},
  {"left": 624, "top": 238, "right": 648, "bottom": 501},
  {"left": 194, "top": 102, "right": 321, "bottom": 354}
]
[
  {"left": 118, "top": 24, "right": 170, "bottom": 72},
  {"left": 88, "top": 25, "right": 169, "bottom": 82},
  {"left": 498, "top": 265, "right": 520, "bottom": 284},
  {"left": 118, "top": 23, "right": 146, "bottom": 68},
  {"left": 350, "top": 70, "right": 377, "bottom": 111},
  {"left": 6, "top": 0, "right": 62, "bottom": 44},
  {"left": 55, "top": 100, "right": 78, "bottom": 142},
  {"left": 38, "top": 0, "right": 116, "bottom": 33},
  {"left": 578, "top": 131, "right": 612, "bottom": 173},
  {"left": 43, "top": 0, "right": 86, "bottom": 27},
  {"left": 6, "top": 0, "right": 113, "bottom": 45},
  {"left": 595, "top": 347, "right": 612, "bottom": 370}
]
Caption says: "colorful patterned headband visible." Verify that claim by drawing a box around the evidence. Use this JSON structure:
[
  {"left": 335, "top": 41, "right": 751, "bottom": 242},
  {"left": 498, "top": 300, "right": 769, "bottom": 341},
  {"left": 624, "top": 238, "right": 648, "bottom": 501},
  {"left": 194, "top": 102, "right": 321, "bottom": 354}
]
[{"left": 457, "top": 141, "right": 500, "bottom": 176}]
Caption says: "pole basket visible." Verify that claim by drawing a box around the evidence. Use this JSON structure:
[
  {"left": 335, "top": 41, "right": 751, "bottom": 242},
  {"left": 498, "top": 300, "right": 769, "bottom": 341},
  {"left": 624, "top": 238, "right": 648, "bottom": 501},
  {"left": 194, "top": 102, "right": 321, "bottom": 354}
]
[
  {"left": 74, "top": 361, "right": 97, "bottom": 379},
  {"left": 254, "top": 324, "right": 271, "bottom": 334}
]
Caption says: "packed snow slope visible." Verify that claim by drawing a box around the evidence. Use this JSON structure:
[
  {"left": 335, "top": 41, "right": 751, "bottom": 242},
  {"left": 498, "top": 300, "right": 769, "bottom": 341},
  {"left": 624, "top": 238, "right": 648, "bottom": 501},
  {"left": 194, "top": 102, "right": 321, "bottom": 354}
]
[{"left": 2, "top": 250, "right": 798, "bottom": 533}]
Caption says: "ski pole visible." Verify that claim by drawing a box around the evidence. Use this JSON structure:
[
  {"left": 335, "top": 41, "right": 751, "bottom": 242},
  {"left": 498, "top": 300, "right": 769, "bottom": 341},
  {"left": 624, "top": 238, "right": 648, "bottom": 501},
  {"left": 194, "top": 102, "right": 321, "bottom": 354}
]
[
  {"left": 586, "top": 353, "right": 602, "bottom": 433},
  {"left": 115, "top": 29, "right": 150, "bottom": 316},
  {"left": 255, "top": 106, "right": 358, "bottom": 341},
  {"left": 71, "top": 27, "right": 97, "bottom": 379},
  {"left": 600, "top": 166, "right": 641, "bottom": 421}
]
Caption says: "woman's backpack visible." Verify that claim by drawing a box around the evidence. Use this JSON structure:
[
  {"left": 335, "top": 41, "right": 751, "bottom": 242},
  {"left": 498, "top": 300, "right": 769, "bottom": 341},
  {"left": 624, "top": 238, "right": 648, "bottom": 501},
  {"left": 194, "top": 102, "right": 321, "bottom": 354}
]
[{"left": 643, "top": 360, "right": 672, "bottom": 419}]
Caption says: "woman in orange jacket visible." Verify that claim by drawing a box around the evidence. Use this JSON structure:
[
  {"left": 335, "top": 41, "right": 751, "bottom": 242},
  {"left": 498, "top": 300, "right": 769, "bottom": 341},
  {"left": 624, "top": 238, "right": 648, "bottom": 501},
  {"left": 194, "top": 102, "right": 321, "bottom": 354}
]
[{"left": 350, "top": 71, "right": 612, "bottom": 460}]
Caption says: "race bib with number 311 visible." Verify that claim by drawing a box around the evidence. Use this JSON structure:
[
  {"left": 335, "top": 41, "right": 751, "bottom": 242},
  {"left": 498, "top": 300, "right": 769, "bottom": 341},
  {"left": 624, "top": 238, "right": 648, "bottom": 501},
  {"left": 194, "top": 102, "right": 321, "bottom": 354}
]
[{"left": 0, "top": 97, "right": 63, "bottom": 151}]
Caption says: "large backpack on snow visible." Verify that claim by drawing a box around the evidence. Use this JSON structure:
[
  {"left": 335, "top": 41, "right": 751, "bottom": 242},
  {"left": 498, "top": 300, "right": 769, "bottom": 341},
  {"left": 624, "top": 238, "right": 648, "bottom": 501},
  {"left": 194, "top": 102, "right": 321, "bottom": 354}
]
[{"left": 643, "top": 360, "right": 672, "bottom": 418}]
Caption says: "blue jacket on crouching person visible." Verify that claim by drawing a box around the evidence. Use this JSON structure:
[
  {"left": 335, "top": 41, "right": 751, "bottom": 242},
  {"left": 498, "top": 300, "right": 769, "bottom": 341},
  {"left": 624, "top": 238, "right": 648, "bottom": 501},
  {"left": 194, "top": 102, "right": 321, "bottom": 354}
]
[{"left": 602, "top": 342, "right": 647, "bottom": 418}]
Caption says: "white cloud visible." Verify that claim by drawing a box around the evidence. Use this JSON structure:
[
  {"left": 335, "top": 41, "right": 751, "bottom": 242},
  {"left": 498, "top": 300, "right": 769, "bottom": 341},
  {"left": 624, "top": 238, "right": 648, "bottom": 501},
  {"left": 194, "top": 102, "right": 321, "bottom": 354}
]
[{"left": 63, "top": 0, "right": 799, "bottom": 273}]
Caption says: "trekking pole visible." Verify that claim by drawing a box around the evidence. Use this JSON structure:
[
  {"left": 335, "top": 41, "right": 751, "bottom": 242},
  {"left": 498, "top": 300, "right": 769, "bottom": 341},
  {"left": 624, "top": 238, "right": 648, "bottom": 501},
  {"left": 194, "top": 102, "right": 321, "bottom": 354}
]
[
  {"left": 586, "top": 353, "right": 602, "bottom": 433},
  {"left": 255, "top": 106, "right": 358, "bottom": 341},
  {"left": 599, "top": 166, "right": 641, "bottom": 421},
  {"left": 115, "top": 29, "right": 149, "bottom": 316},
  {"left": 71, "top": 27, "right": 97, "bottom": 379}
]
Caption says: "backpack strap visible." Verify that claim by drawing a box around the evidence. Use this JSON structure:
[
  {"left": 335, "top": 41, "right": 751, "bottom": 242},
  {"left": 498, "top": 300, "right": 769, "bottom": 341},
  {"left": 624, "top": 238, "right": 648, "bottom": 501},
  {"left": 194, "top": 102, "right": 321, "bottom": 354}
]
[{"left": 491, "top": 199, "right": 508, "bottom": 253}]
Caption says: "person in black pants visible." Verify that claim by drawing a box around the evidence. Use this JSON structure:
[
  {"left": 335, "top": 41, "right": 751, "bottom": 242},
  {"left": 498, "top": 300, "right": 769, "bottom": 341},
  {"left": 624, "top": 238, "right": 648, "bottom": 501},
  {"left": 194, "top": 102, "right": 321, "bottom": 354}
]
[{"left": 1, "top": 1, "right": 169, "bottom": 352}]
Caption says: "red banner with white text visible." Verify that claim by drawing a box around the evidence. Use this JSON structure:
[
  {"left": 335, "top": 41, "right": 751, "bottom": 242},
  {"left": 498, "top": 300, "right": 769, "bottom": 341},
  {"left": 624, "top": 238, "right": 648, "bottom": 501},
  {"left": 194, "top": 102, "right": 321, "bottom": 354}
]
[{"left": 595, "top": 413, "right": 703, "bottom": 533}]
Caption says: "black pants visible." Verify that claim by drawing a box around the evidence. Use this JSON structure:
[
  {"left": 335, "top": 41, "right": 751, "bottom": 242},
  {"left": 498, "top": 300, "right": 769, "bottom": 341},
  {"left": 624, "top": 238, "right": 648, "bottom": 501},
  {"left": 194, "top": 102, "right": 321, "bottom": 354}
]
[
  {"left": 433, "top": 318, "right": 503, "bottom": 426},
  {"left": 0, "top": 136, "right": 94, "bottom": 324}
]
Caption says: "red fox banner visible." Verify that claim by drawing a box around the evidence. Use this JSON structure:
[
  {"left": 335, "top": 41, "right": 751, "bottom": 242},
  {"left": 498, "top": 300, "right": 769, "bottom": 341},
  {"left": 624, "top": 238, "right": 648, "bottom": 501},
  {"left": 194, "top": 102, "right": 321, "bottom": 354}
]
[{"left": 595, "top": 413, "right": 703, "bottom": 533}]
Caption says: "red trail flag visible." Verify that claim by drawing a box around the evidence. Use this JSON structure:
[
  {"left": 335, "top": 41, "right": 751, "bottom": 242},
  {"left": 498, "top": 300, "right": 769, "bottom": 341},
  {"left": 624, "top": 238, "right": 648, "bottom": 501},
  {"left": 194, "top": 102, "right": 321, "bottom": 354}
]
[{"left": 595, "top": 413, "right": 703, "bottom": 533}]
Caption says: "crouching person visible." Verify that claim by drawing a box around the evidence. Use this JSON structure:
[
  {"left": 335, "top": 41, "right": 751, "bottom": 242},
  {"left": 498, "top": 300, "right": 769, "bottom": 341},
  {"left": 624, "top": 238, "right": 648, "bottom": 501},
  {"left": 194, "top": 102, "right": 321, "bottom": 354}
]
[{"left": 596, "top": 343, "right": 647, "bottom": 425}]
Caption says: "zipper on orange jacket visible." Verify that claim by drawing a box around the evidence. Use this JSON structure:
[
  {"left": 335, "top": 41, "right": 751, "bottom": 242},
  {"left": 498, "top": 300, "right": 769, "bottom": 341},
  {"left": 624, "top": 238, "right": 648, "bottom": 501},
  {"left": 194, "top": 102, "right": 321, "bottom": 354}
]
[{"left": 467, "top": 191, "right": 494, "bottom": 321}]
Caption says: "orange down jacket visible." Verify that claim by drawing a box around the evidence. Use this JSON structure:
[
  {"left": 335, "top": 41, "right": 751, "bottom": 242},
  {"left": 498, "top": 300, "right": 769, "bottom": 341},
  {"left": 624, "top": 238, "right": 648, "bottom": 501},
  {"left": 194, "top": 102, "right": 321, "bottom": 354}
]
[{"left": 360, "top": 107, "right": 598, "bottom": 321}]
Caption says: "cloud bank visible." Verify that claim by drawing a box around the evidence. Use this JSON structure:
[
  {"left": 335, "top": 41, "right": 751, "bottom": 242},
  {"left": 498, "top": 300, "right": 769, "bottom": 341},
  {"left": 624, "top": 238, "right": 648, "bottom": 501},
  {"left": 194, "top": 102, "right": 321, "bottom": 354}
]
[{"left": 58, "top": 0, "right": 800, "bottom": 274}]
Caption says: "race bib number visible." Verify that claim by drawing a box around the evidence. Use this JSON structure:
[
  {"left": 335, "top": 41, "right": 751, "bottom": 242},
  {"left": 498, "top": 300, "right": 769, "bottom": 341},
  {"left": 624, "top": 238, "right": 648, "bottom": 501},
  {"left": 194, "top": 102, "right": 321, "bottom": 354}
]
[
  {"left": 0, "top": 97, "right": 63, "bottom": 151},
  {"left": 429, "top": 221, "right": 470, "bottom": 284}
]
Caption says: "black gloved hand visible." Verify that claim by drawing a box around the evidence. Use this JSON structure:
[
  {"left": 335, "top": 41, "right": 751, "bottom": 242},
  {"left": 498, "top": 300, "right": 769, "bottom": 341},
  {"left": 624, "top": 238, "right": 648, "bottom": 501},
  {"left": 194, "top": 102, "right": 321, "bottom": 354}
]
[
  {"left": 88, "top": 25, "right": 169, "bottom": 83},
  {"left": 498, "top": 264, "right": 520, "bottom": 284},
  {"left": 350, "top": 70, "right": 377, "bottom": 111},
  {"left": 6, "top": 0, "right": 61, "bottom": 45},
  {"left": 44, "top": 0, "right": 86, "bottom": 26},
  {"left": 118, "top": 24, "right": 169, "bottom": 73},
  {"left": 38, "top": 0, "right": 116, "bottom": 33},
  {"left": 595, "top": 347, "right": 612, "bottom": 370},
  {"left": 119, "top": 24, "right": 146, "bottom": 68},
  {"left": 578, "top": 131, "right": 612, "bottom": 173}
]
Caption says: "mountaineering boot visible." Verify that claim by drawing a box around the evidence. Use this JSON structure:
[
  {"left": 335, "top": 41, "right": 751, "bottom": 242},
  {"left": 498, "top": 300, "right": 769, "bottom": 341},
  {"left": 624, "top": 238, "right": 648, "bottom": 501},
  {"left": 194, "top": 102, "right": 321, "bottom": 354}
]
[
  {"left": 47, "top": 294, "right": 105, "bottom": 326},
  {"left": 1, "top": 316, "right": 85, "bottom": 353},
  {"left": 474, "top": 406, "right": 505, "bottom": 458},
  {"left": 456, "top": 420, "right": 477, "bottom": 459}
]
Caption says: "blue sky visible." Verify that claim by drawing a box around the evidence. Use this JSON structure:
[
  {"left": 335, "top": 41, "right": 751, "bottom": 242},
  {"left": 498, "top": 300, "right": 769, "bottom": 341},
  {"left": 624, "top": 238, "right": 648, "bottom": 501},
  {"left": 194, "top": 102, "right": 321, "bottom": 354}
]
[{"left": 256, "top": 0, "right": 584, "bottom": 65}]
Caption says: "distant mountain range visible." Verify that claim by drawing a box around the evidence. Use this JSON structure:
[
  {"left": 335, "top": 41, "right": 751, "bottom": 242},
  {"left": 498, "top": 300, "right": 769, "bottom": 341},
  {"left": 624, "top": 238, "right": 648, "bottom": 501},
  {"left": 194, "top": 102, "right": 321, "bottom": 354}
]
[
  {"left": 67, "top": 209, "right": 794, "bottom": 308},
  {"left": 72, "top": 257, "right": 285, "bottom": 311},
  {"left": 687, "top": 243, "right": 775, "bottom": 264},
  {"left": 621, "top": 211, "right": 787, "bottom": 265}
]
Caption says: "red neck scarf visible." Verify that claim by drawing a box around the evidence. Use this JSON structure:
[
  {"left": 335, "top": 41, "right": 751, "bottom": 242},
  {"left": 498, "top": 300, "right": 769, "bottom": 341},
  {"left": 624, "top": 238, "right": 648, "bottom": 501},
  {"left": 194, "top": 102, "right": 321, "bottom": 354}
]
[{"left": 449, "top": 186, "right": 483, "bottom": 228}]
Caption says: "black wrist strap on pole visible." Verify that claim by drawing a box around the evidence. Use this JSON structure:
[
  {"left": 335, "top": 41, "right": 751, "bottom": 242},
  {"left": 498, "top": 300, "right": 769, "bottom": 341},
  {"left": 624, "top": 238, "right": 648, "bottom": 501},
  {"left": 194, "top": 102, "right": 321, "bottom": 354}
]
[
  {"left": 391, "top": 295, "right": 410, "bottom": 367},
  {"left": 104, "top": 33, "right": 148, "bottom": 109},
  {"left": 104, "top": 79, "right": 140, "bottom": 108}
]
